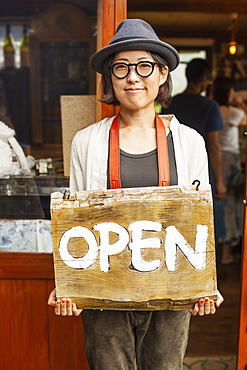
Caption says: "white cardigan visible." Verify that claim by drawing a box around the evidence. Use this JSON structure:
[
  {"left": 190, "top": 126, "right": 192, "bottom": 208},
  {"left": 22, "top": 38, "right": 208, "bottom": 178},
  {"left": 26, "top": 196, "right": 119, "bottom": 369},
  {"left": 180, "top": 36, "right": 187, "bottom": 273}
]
[{"left": 70, "top": 114, "right": 209, "bottom": 192}]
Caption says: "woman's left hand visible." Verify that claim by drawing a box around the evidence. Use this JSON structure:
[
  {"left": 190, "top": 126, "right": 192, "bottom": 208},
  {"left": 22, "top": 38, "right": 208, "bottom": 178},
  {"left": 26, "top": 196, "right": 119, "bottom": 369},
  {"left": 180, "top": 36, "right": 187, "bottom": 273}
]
[{"left": 189, "top": 290, "right": 224, "bottom": 316}]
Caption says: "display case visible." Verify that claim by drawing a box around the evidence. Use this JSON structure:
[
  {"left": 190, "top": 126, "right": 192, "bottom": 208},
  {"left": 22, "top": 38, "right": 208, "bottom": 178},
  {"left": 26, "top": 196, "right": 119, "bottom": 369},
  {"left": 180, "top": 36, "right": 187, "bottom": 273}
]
[
  {"left": 0, "top": 175, "right": 69, "bottom": 219},
  {"left": 0, "top": 175, "right": 69, "bottom": 253}
]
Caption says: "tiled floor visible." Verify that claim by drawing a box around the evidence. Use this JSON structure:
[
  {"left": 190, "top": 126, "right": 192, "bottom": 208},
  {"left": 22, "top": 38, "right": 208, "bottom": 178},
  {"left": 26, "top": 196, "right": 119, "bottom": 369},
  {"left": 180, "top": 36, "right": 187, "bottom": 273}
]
[{"left": 183, "top": 357, "right": 236, "bottom": 369}]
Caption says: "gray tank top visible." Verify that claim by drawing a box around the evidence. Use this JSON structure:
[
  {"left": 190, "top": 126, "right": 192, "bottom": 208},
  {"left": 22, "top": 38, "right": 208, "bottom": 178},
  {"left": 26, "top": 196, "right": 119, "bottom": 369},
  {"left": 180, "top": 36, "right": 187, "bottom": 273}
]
[{"left": 119, "top": 131, "right": 178, "bottom": 188}]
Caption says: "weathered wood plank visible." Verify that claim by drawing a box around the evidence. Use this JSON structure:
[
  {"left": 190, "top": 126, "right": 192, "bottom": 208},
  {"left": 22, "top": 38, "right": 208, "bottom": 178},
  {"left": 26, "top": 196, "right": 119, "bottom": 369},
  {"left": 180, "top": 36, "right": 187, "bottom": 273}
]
[{"left": 51, "top": 185, "right": 218, "bottom": 310}]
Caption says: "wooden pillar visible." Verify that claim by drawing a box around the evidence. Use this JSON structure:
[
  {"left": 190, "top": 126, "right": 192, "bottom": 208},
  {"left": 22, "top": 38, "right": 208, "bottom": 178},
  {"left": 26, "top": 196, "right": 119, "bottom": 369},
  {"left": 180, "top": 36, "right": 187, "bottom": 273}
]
[
  {"left": 96, "top": 0, "right": 127, "bottom": 121},
  {"left": 238, "top": 141, "right": 247, "bottom": 369}
]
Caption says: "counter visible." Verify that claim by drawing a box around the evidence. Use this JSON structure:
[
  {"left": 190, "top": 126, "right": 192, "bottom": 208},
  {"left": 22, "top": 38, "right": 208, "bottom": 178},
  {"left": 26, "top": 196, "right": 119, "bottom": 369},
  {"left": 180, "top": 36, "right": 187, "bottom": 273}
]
[
  {"left": 0, "top": 252, "right": 89, "bottom": 369},
  {"left": 0, "top": 176, "right": 89, "bottom": 369}
]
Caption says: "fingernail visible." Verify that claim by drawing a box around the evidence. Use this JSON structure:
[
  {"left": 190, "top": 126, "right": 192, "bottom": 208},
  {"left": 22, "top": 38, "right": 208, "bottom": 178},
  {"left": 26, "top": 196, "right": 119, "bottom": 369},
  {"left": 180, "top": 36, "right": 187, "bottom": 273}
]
[
  {"left": 205, "top": 298, "right": 209, "bottom": 303},
  {"left": 200, "top": 299, "right": 204, "bottom": 304},
  {"left": 61, "top": 299, "right": 66, "bottom": 304},
  {"left": 66, "top": 299, "right": 71, "bottom": 304}
]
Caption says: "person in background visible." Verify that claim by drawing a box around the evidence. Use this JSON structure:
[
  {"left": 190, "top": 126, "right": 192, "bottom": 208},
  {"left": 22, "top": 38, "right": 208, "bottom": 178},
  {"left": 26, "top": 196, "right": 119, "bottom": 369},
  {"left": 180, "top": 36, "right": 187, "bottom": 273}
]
[
  {"left": 162, "top": 58, "right": 227, "bottom": 246},
  {"left": 213, "top": 76, "right": 246, "bottom": 264},
  {"left": 48, "top": 19, "right": 223, "bottom": 370}
]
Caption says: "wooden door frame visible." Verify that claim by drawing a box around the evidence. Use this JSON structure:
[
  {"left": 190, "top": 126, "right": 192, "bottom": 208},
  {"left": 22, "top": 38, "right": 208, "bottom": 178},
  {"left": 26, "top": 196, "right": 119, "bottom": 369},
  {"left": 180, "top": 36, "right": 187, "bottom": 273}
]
[
  {"left": 238, "top": 137, "right": 247, "bottom": 369},
  {"left": 96, "top": 0, "right": 127, "bottom": 121}
]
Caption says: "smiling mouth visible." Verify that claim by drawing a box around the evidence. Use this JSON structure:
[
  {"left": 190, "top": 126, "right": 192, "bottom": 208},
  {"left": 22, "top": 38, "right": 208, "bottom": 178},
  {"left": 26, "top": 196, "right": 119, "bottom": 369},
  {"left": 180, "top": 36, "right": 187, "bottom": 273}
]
[{"left": 125, "top": 88, "right": 144, "bottom": 93}]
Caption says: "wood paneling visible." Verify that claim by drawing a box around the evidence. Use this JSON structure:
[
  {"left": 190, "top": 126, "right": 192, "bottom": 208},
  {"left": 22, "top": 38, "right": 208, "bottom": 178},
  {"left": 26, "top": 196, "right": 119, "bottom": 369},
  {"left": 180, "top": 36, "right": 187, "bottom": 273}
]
[
  {"left": 0, "top": 252, "right": 54, "bottom": 279},
  {"left": 0, "top": 253, "right": 89, "bottom": 370},
  {"left": 47, "top": 280, "right": 88, "bottom": 370}
]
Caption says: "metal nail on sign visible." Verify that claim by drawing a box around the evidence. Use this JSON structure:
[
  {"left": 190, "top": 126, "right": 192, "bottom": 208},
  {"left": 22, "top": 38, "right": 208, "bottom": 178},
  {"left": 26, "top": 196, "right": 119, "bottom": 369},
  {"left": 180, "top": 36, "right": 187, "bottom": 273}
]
[{"left": 51, "top": 185, "right": 218, "bottom": 310}]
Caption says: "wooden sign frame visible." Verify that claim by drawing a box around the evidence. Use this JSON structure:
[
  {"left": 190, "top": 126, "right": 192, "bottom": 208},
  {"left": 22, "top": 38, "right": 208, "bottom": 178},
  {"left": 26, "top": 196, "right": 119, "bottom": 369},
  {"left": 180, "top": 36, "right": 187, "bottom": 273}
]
[{"left": 51, "top": 185, "right": 218, "bottom": 310}]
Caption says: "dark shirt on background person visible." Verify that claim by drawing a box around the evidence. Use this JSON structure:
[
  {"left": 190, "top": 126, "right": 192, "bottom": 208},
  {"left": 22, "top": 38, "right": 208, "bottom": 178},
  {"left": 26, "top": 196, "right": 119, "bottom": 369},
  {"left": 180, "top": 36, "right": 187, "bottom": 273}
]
[
  {"left": 162, "top": 93, "right": 223, "bottom": 149},
  {"left": 162, "top": 58, "right": 225, "bottom": 199}
]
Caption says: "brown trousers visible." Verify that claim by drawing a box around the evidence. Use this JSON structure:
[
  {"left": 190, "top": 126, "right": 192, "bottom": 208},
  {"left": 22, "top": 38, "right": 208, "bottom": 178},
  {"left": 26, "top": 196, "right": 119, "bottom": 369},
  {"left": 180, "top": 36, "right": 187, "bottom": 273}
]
[{"left": 82, "top": 309, "right": 191, "bottom": 370}]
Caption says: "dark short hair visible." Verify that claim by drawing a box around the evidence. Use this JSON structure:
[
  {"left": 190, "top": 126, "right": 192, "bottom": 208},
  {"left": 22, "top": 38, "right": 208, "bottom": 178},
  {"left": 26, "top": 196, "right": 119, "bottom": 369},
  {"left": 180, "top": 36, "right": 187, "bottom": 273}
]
[
  {"left": 186, "top": 58, "right": 210, "bottom": 84},
  {"left": 213, "top": 76, "right": 235, "bottom": 106},
  {"left": 99, "top": 52, "right": 172, "bottom": 108}
]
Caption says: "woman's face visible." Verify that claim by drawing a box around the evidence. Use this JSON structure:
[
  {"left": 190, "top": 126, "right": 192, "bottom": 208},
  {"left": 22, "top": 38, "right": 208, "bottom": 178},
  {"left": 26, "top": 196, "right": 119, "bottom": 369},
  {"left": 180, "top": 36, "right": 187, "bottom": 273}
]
[{"left": 111, "top": 50, "right": 168, "bottom": 112}]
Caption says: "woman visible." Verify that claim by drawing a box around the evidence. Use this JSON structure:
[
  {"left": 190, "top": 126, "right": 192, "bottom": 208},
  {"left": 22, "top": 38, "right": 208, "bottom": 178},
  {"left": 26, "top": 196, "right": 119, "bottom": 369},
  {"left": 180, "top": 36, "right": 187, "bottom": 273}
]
[
  {"left": 213, "top": 76, "right": 246, "bottom": 264},
  {"left": 48, "top": 19, "right": 223, "bottom": 370}
]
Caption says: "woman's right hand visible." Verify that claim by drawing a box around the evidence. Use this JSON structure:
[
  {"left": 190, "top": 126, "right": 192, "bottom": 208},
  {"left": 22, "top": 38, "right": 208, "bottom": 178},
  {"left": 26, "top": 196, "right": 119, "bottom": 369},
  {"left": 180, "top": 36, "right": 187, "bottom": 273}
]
[{"left": 48, "top": 288, "right": 82, "bottom": 316}]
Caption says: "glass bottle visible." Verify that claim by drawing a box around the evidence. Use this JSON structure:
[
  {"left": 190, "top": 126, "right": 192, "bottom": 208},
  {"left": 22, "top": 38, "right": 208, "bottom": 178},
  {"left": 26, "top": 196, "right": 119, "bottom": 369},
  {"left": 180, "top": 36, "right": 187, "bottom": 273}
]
[
  {"left": 20, "top": 24, "right": 30, "bottom": 67},
  {"left": 3, "top": 24, "right": 15, "bottom": 70}
]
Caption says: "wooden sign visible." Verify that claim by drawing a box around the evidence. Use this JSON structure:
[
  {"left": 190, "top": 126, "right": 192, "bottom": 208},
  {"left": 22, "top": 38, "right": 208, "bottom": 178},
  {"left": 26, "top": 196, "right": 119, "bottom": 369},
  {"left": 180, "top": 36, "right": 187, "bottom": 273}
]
[{"left": 51, "top": 185, "right": 218, "bottom": 310}]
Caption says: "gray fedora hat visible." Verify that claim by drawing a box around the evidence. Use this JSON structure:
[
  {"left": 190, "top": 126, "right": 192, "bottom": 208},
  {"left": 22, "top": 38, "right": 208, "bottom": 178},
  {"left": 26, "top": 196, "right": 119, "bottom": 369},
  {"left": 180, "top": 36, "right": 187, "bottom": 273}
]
[{"left": 90, "top": 19, "right": 180, "bottom": 73}]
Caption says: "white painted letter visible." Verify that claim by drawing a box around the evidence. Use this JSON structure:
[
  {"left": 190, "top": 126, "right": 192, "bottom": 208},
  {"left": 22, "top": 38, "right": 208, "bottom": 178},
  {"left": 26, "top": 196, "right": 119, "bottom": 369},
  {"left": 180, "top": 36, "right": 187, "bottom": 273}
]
[
  {"left": 165, "top": 225, "right": 208, "bottom": 271},
  {"left": 129, "top": 221, "right": 162, "bottom": 272},
  {"left": 94, "top": 222, "right": 129, "bottom": 272},
  {"left": 59, "top": 226, "right": 98, "bottom": 269}
]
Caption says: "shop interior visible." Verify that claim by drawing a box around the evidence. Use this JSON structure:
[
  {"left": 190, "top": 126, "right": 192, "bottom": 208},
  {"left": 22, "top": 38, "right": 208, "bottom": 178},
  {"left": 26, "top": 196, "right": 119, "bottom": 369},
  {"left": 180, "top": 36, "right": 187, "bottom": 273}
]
[{"left": 0, "top": 1, "right": 246, "bottom": 369}]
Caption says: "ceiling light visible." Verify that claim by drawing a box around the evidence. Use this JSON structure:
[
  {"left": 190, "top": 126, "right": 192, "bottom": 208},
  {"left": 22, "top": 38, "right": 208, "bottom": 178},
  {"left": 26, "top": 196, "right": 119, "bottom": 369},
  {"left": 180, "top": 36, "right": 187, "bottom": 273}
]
[
  {"left": 227, "top": 13, "right": 239, "bottom": 56},
  {"left": 229, "top": 40, "right": 237, "bottom": 55}
]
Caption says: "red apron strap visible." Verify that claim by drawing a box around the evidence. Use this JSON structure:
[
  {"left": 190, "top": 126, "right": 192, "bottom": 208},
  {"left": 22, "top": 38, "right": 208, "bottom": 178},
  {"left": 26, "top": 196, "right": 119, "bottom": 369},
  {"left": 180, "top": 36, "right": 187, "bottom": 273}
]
[
  {"left": 109, "top": 115, "right": 121, "bottom": 189},
  {"left": 109, "top": 114, "right": 170, "bottom": 189},
  {"left": 156, "top": 113, "right": 170, "bottom": 187}
]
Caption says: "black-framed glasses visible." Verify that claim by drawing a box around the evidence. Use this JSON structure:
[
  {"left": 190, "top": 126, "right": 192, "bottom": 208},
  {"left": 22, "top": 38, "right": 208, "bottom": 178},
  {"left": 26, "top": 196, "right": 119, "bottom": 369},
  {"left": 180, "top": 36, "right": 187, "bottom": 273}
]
[{"left": 109, "top": 61, "right": 161, "bottom": 79}]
